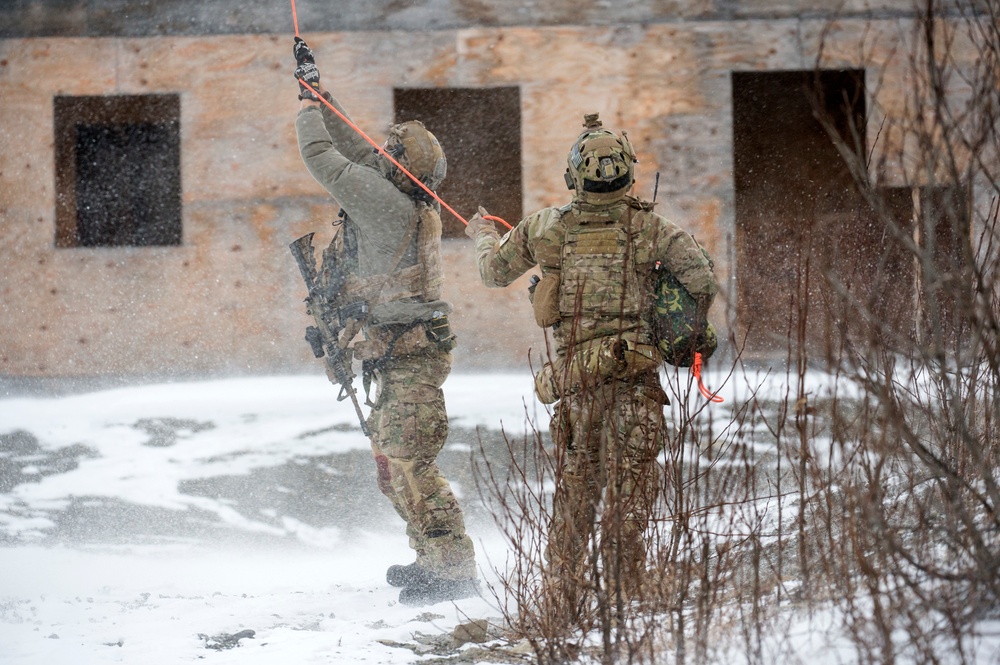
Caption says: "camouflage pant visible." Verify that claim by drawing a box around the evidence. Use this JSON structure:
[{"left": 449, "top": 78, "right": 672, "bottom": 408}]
[
  {"left": 546, "top": 373, "right": 668, "bottom": 599},
  {"left": 366, "top": 345, "right": 476, "bottom": 581}
]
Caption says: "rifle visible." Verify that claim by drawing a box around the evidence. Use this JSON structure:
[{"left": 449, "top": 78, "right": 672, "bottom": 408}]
[{"left": 289, "top": 232, "right": 371, "bottom": 437}]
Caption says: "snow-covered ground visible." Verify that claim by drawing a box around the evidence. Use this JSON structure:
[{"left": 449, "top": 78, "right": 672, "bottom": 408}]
[
  {"left": 2, "top": 370, "right": 997, "bottom": 664},
  {"left": 0, "top": 373, "right": 550, "bottom": 664}
]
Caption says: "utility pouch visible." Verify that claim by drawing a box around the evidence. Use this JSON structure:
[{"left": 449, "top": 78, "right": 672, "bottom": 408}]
[
  {"left": 534, "top": 364, "right": 561, "bottom": 404},
  {"left": 530, "top": 271, "right": 561, "bottom": 328},
  {"left": 426, "top": 314, "right": 457, "bottom": 351},
  {"left": 353, "top": 336, "right": 389, "bottom": 362},
  {"left": 619, "top": 341, "right": 661, "bottom": 376},
  {"left": 532, "top": 336, "right": 662, "bottom": 404},
  {"left": 573, "top": 336, "right": 627, "bottom": 384},
  {"left": 355, "top": 322, "right": 432, "bottom": 362}
]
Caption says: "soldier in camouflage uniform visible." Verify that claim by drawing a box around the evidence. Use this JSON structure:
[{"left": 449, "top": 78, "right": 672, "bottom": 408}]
[
  {"left": 466, "top": 114, "right": 716, "bottom": 610},
  {"left": 293, "top": 38, "right": 477, "bottom": 606}
]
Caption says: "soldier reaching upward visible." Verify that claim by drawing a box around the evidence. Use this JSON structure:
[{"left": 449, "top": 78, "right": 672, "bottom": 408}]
[{"left": 292, "top": 38, "right": 477, "bottom": 606}]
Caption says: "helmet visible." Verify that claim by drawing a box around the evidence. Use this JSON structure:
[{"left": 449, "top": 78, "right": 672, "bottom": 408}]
[
  {"left": 380, "top": 120, "right": 447, "bottom": 196},
  {"left": 564, "top": 113, "right": 636, "bottom": 204}
]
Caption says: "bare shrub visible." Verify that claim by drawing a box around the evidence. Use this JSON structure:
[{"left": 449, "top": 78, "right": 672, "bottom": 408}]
[
  {"left": 473, "top": 312, "right": 785, "bottom": 665},
  {"left": 806, "top": 1, "right": 1000, "bottom": 660},
  {"left": 472, "top": 5, "right": 998, "bottom": 663}
]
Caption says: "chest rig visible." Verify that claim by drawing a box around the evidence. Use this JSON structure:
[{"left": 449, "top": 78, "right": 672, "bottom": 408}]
[
  {"left": 531, "top": 201, "right": 655, "bottom": 350},
  {"left": 328, "top": 202, "right": 444, "bottom": 309},
  {"left": 530, "top": 201, "right": 665, "bottom": 404},
  {"left": 557, "top": 204, "right": 644, "bottom": 322}
]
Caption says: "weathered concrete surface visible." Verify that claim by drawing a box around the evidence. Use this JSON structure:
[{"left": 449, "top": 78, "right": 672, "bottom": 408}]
[
  {"left": 0, "top": 1, "right": 928, "bottom": 38},
  {"left": 0, "top": 9, "right": 987, "bottom": 378}
]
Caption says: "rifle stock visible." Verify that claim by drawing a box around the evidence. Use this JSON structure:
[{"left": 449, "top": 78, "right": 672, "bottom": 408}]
[{"left": 289, "top": 233, "right": 371, "bottom": 437}]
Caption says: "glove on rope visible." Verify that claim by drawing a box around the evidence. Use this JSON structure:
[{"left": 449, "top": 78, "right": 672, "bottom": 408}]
[
  {"left": 294, "top": 62, "right": 321, "bottom": 101},
  {"left": 465, "top": 206, "right": 496, "bottom": 239},
  {"left": 293, "top": 36, "right": 315, "bottom": 65},
  {"left": 293, "top": 37, "right": 320, "bottom": 100}
]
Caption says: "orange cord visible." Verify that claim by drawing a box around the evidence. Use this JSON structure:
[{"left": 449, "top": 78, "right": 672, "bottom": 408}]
[
  {"left": 691, "top": 352, "right": 723, "bottom": 403},
  {"left": 297, "top": 78, "right": 513, "bottom": 231},
  {"left": 291, "top": 0, "right": 510, "bottom": 230}
]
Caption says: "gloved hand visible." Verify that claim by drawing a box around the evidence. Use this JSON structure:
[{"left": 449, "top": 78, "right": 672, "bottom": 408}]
[
  {"left": 465, "top": 206, "right": 496, "bottom": 239},
  {"left": 294, "top": 62, "right": 321, "bottom": 101},
  {"left": 293, "top": 36, "right": 316, "bottom": 66}
]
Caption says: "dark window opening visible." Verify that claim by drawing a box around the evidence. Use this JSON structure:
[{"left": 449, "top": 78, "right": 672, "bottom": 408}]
[
  {"left": 733, "top": 71, "right": 971, "bottom": 357},
  {"left": 394, "top": 87, "right": 522, "bottom": 238},
  {"left": 55, "top": 94, "right": 181, "bottom": 248},
  {"left": 876, "top": 186, "right": 972, "bottom": 343},
  {"left": 861, "top": 186, "right": 919, "bottom": 337},
  {"left": 732, "top": 69, "right": 868, "bottom": 356}
]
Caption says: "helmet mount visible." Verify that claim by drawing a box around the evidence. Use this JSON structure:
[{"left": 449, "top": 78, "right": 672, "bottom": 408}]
[{"left": 564, "top": 112, "right": 637, "bottom": 204}]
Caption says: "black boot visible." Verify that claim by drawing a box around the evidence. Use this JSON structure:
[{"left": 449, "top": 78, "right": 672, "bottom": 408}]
[
  {"left": 386, "top": 562, "right": 436, "bottom": 588},
  {"left": 398, "top": 576, "right": 480, "bottom": 606}
]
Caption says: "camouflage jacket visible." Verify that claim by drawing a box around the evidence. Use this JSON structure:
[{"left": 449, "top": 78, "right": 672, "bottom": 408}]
[
  {"left": 296, "top": 96, "right": 450, "bottom": 325},
  {"left": 472, "top": 198, "right": 716, "bottom": 356}
]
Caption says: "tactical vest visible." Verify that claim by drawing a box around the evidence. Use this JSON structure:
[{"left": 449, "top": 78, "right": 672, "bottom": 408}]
[
  {"left": 335, "top": 202, "right": 444, "bottom": 309},
  {"left": 559, "top": 208, "right": 643, "bottom": 319},
  {"left": 535, "top": 200, "right": 657, "bottom": 352},
  {"left": 530, "top": 199, "right": 668, "bottom": 403}
]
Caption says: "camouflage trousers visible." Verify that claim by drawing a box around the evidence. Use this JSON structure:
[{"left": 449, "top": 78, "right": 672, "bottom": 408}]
[
  {"left": 545, "top": 372, "right": 669, "bottom": 602},
  {"left": 366, "top": 345, "right": 476, "bottom": 581}
]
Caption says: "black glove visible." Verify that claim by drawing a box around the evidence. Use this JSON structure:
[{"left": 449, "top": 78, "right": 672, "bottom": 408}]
[
  {"left": 293, "top": 36, "right": 315, "bottom": 66},
  {"left": 294, "top": 62, "right": 321, "bottom": 101}
]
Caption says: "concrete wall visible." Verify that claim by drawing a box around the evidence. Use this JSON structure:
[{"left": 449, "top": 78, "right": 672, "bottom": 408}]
[
  {"left": 1, "top": 1, "right": 928, "bottom": 38},
  {"left": 0, "top": 1, "right": 987, "bottom": 380}
]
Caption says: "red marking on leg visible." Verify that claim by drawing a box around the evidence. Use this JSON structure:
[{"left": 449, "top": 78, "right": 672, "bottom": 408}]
[{"left": 375, "top": 454, "right": 392, "bottom": 494}]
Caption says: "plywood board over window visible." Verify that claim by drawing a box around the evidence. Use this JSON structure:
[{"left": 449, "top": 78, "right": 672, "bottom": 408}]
[
  {"left": 54, "top": 94, "right": 182, "bottom": 248},
  {"left": 394, "top": 87, "right": 522, "bottom": 238},
  {"left": 732, "top": 69, "right": 868, "bottom": 358},
  {"left": 732, "top": 70, "right": 972, "bottom": 359}
]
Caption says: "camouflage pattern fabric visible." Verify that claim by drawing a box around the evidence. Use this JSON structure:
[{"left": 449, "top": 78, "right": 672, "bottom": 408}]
[
  {"left": 545, "top": 374, "right": 669, "bottom": 602},
  {"left": 559, "top": 223, "right": 642, "bottom": 320},
  {"left": 653, "top": 269, "right": 718, "bottom": 367},
  {"left": 296, "top": 92, "right": 474, "bottom": 583},
  {"left": 469, "top": 195, "right": 716, "bottom": 609},
  {"left": 471, "top": 199, "right": 717, "bottom": 356},
  {"left": 533, "top": 336, "right": 662, "bottom": 404},
  {"left": 366, "top": 345, "right": 476, "bottom": 581},
  {"left": 296, "top": 98, "right": 451, "bottom": 325}
]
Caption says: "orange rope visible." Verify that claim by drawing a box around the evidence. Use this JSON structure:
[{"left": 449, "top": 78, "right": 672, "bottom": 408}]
[
  {"left": 291, "top": 0, "right": 509, "bottom": 229},
  {"left": 291, "top": 3, "right": 721, "bottom": 411},
  {"left": 297, "top": 79, "right": 513, "bottom": 231},
  {"left": 691, "top": 352, "right": 723, "bottom": 403}
]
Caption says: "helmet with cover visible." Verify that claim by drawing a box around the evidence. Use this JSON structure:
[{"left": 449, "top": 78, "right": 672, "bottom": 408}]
[
  {"left": 380, "top": 120, "right": 447, "bottom": 198},
  {"left": 564, "top": 113, "right": 637, "bottom": 205}
]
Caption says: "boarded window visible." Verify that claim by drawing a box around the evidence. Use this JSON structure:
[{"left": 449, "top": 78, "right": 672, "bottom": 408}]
[
  {"left": 54, "top": 94, "right": 181, "bottom": 248},
  {"left": 394, "top": 87, "right": 522, "bottom": 238},
  {"left": 872, "top": 186, "right": 972, "bottom": 344},
  {"left": 732, "top": 70, "right": 868, "bottom": 357}
]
